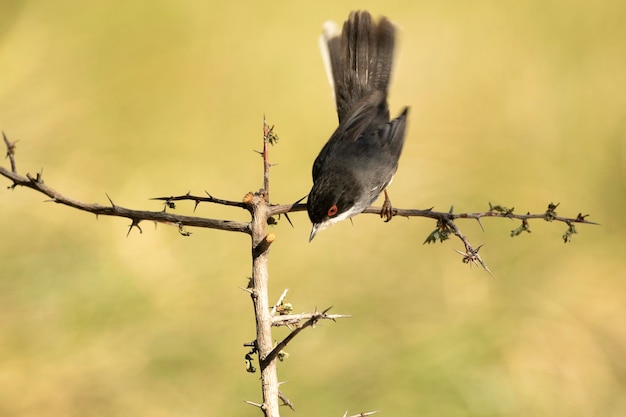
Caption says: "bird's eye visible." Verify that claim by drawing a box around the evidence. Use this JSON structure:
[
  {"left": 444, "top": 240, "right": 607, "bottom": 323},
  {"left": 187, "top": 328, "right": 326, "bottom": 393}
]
[{"left": 327, "top": 205, "right": 338, "bottom": 217}]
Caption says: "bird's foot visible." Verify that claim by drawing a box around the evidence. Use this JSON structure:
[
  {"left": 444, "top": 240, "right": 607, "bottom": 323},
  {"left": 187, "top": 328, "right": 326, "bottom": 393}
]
[{"left": 380, "top": 189, "right": 395, "bottom": 222}]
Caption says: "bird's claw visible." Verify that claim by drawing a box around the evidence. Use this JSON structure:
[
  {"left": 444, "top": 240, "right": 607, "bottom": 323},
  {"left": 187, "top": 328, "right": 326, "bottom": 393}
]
[{"left": 380, "top": 190, "right": 394, "bottom": 222}]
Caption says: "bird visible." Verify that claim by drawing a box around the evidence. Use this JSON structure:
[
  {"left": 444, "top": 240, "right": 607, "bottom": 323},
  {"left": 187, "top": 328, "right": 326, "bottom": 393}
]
[{"left": 307, "top": 10, "right": 409, "bottom": 241}]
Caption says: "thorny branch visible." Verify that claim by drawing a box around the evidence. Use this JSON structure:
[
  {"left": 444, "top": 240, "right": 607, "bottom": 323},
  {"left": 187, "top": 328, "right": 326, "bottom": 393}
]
[
  {"left": 344, "top": 412, "right": 380, "bottom": 417},
  {"left": 0, "top": 166, "right": 250, "bottom": 235},
  {"left": 150, "top": 196, "right": 594, "bottom": 274},
  {"left": 0, "top": 132, "right": 596, "bottom": 275},
  {"left": 0, "top": 128, "right": 597, "bottom": 416},
  {"left": 261, "top": 307, "right": 347, "bottom": 369},
  {"left": 268, "top": 290, "right": 350, "bottom": 327},
  {"left": 272, "top": 310, "right": 351, "bottom": 327}
]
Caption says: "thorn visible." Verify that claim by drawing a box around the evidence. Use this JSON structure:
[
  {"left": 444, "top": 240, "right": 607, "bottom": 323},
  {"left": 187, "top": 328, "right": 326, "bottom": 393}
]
[
  {"left": 271, "top": 288, "right": 290, "bottom": 316},
  {"left": 239, "top": 286, "right": 254, "bottom": 295},
  {"left": 278, "top": 390, "right": 295, "bottom": 411},
  {"left": 33, "top": 168, "right": 43, "bottom": 183},
  {"left": 454, "top": 245, "right": 493, "bottom": 277},
  {"left": 3, "top": 132, "right": 18, "bottom": 167},
  {"left": 242, "top": 340, "right": 257, "bottom": 348},
  {"left": 3, "top": 131, "right": 14, "bottom": 145},
  {"left": 575, "top": 213, "right": 598, "bottom": 224},
  {"left": 293, "top": 194, "right": 307, "bottom": 205},
  {"left": 126, "top": 219, "right": 142, "bottom": 237},
  {"left": 283, "top": 212, "right": 294, "bottom": 228},
  {"left": 475, "top": 217, "right": 485, "bottom": 232},
  {"left": 106, "top": 193, "right": 116, "bottom": 208},
  {"left": 243, "top": 400, "right": 263, "bottom": 409}
]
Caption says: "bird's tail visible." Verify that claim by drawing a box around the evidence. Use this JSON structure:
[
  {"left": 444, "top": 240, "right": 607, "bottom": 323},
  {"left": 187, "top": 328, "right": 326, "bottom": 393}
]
[{"left": 320, "top": 10, "right": 396, "bottom": 122}]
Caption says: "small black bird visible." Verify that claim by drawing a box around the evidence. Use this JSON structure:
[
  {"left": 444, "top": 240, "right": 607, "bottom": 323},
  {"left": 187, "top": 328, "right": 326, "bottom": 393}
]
[{"left": 307, "top": 11, "right": 409, "bottom": 241}]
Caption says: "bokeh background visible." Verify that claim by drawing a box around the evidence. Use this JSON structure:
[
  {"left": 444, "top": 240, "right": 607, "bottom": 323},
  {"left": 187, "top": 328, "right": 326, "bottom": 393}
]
[{"left": 1, "top": 1, "right": 625, "bottom": 416}]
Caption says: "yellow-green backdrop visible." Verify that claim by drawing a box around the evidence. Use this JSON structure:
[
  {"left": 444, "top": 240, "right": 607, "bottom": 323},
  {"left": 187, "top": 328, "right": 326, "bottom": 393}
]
[{"left": 1, "top": 1, "right": 624, "bottom": 416}]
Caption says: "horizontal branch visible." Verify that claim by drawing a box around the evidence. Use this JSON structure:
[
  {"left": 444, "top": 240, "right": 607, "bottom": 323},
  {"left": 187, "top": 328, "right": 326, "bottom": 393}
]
[
  {"left": 267, "top": 201, "right": 596, "bottom": 273},
  {"left": 1, "top": 134, "right": 596, "bottom": 275},
  {"left": 0, "top": 166, "right": 250, "bottom": 235},
  {"left": 272, "top": 311, "right": 351, "bottom": 327},
  {"left": 261, "top": 307, "right": 345, "bottom": 368},
  {"left": 382, "top": 205, "right": 598, "bottom": 226},
  {"left": 344, "top": 411, "right": 379, "bottom": 417},
  {"left": 344, "top": 411, "right": 380, "bottom": 417},
  {"left": 268, "top": 201, "right": 596, "bottom": 227}
]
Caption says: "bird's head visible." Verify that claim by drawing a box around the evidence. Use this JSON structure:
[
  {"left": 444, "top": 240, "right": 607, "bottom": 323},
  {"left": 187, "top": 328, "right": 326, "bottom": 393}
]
[{"left": 307, "top": 172, "right": 366, "bottom": 241}]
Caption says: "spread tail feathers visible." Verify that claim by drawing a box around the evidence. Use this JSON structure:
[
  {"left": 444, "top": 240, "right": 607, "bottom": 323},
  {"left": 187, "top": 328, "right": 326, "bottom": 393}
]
[{"left": 320, "top": 11, "right": 397, "bottom": 122}]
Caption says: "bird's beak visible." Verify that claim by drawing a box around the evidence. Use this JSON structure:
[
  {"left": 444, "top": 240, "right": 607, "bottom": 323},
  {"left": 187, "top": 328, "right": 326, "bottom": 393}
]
[{"left": 309, "top": 224, "right": 320, "bottom": 242}]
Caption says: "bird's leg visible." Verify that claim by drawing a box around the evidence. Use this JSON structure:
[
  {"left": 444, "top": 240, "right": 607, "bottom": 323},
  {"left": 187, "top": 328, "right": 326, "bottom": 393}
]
[{"left": 380, "top": 189, "right": 395, "bottom": 222}]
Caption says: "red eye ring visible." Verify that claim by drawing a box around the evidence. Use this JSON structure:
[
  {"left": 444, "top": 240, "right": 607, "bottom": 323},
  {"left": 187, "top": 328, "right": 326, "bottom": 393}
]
[{"left": 327, "top": 205, "right": 338, "bottom": 217}]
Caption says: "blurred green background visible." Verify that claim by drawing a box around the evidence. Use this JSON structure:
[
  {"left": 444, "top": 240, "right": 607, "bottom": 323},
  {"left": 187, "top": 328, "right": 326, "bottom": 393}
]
[{"left": 1, "top": 1, "right": 625, "bottom": 416}]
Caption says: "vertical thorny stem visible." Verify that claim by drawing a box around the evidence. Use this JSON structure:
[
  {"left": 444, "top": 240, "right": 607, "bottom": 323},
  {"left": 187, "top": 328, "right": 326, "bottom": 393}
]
[
  {"left": 249, "top": 194, "right": 279, "bottom": 416},
  {"left": 246, "top": 118, "right": 279, "bottom": 416}
]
